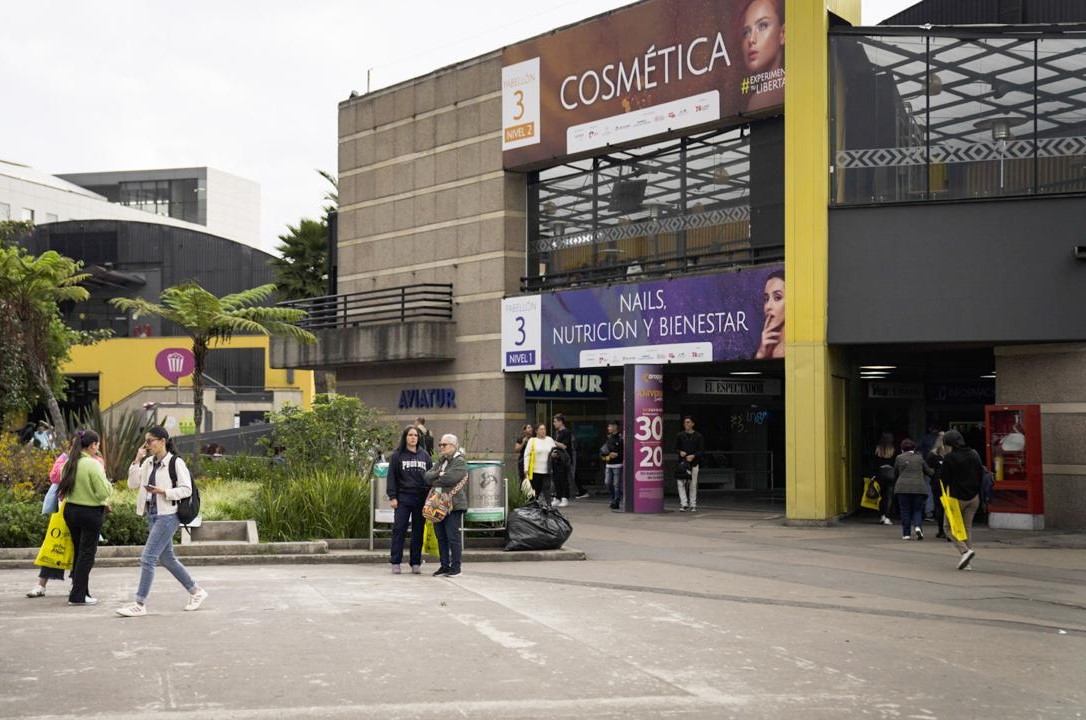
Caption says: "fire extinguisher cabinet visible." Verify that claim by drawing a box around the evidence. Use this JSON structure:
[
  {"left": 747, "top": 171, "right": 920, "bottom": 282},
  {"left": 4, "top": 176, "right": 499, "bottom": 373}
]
[{"left": 984, "top": 404, "right": 1044, "bottom": 530}]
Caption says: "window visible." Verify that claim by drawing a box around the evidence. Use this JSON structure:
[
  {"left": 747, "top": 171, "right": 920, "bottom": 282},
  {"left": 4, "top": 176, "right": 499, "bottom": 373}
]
[
  {"left": 0, "top": 202, "right": 9, "bottom": 220},
  {"left": 527, "top": 127, "right": 760, "bottom": 291},
  {"left": 21, "top": 208, "right": 34, "bottom": 222},
  {"left": 830, "top": 29, "right": 1086, "bottom": 205},
  {"left": 46, "top": 213, "right": 59, "bottom": 224}
]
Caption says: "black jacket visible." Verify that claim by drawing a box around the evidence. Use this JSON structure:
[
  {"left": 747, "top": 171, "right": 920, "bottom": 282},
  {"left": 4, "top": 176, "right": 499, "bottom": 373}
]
[
  {"left": 387, "top": 448, "right": 432, "bottom": 498},
  {"left": 673, "top": 431, "right": 704, "bottom": 466},
  {"left": 602, "top": 432, "right": 623, "bottom": 464},
  {"left": 942, "top": 447, "right": 983, "bottom": 501}
]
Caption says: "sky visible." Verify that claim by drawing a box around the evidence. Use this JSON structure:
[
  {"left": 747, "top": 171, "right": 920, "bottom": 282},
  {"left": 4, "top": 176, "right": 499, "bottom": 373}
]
[{"left": 1, "top": 0, "right": 917, "bottom": 254}]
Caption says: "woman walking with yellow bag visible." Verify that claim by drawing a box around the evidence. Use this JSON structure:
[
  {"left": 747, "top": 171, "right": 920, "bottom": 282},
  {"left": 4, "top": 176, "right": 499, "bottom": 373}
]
[
  {"left": 940, "top": 429, "right": 984, "bottom": 570},
  {"left": 56, "top": 430, "right": 112, "bottom": 606}
]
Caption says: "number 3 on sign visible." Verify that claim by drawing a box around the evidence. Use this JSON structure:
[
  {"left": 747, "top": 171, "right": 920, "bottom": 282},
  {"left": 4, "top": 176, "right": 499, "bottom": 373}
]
[
  {"left": 512, "top": 90, "right": 525, "bottom": 121},
  {"left": 634, "top": 415, "right": 662, "bottom": 441}
]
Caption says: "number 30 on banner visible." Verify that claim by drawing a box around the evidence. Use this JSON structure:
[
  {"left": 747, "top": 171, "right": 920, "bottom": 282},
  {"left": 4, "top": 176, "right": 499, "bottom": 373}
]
[{"left": 634, "top": 415, "right": 663, "bottom": 468}]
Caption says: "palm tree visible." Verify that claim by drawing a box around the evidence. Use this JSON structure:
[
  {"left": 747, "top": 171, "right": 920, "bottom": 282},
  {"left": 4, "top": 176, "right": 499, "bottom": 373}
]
[
  {"left": 110, "top": 282, "right": 316, "bottom": 465},
  {"left": 272, "top": 219, "right": 328, "bottom": 300},
  {"left": 0, "top": 245, "right": 91, "bottom": 444}
]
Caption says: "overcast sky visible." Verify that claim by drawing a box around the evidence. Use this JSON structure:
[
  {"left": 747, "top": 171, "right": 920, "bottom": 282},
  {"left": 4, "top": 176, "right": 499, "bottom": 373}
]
[{"left": 1, "top": 0, "right": 916, "bottom": 254}]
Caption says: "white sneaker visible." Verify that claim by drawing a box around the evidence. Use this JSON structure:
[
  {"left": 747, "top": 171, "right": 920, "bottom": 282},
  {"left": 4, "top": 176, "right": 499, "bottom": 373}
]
[
  {"left": 26, "top": 585, "right": 46, "bottom": 598},
  {"left": 68, "top": 596, "right": 97, "bottom": 606},
  {"left": 558, "top": 498, "right": 569, "bottom": 507},
  {"left": 116, "top": 603, "right": 147, "bottom": 617},
  {"left": 880, "top": 516, "right": 892, "bottom": 525},
  {"left": 185, "top": 588, "right": 208, "bottom": 611},
  {"left": 550, "top": 498, "right": 560, "bottom": 507}
]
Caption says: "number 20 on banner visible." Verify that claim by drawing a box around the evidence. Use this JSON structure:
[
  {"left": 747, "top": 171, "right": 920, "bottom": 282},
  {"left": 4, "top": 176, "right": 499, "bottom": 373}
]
[{"left": 634, "top": 415, "right": 663, "bottom": 468}]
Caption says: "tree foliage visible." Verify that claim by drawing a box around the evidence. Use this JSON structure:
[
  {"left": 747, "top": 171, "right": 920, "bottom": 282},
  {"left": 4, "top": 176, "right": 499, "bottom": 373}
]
[
  {"left": 272, "top": 219, "right": 328, "bottom": 300},
  {"left": 109, "top": 282, "right": 317, "bottom": 471},
  {"left": 0, "top": 241, "right": 92, "bottom": 441}
]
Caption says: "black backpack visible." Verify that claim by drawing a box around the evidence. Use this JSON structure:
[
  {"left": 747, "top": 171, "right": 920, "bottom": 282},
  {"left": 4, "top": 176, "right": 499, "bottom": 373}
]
[{"left": 166, "top": 455, "right": 201, "bottom": 526}]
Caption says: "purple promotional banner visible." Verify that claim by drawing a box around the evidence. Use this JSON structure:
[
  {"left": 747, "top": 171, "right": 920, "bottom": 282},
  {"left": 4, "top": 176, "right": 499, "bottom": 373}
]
[
  {"left": 155, "top": 347, "right": 196, "bottom": 384},
  {"left": 541, "top": 264, "right": 784, "bottom": 369},
  {"left": 624, "top": 365, "right": 665, "bottom": 513}
]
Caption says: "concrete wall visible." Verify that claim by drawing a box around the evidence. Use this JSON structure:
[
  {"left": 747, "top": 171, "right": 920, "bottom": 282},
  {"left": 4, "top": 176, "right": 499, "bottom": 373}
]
[
  {"left": 336, "top": 53, "right": 527, "bottom": 459},
  {"left": 996, "top": 343, "right": 1086, "bottom": 529}
]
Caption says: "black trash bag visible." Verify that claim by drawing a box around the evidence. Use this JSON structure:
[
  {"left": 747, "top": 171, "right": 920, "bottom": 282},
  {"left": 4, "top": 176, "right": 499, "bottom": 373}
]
[{"left": 504, "top": 500, "right": 573, "bottom": 551}]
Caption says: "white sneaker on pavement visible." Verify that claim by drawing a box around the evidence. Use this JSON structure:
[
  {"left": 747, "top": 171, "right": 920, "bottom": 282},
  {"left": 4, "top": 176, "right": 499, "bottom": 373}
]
[
  {"left": 26, "top": 585, "right": 46, "bottom": 598},
  {"left": 116, "top": 603, "right": 147, "bottom": 618},
  {"left": 185, "top": 588, "right": 208, "bottom": 611},
  {"left": 558, "top": 498, "right": 569, "bottom": 507}
]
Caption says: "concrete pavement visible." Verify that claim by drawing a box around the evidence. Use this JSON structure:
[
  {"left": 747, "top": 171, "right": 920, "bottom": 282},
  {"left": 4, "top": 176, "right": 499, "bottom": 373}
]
[{"left": 1, "top": 499, "right": 1083, "bottom": 719}]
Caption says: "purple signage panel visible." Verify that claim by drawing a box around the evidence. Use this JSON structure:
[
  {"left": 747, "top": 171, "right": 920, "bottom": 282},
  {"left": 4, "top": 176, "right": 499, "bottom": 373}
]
[
  {"left": 155, "top": 347, "right": 196, "bottom": 384},
  {"left": 541, "top": 264, "right": 784, "bottom": 369},
  {"left": 623, "top": 364, "right": 665, "bottom": 513}
]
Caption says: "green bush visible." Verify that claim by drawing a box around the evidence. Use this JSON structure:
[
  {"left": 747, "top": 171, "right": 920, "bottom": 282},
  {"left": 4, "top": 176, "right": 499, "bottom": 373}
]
[
  {"left": 255, "top": 469, "right": 370, "bottom": 541},
  {"left": 0, "top": 500, "right": 48, "bottom": 547},
  {"left": 197, "top": 479, "right": 260, "bottom": 521},
  {"left": 262, "top": 394, "right": 396, "bottom": 476},
  {"left": 201, "top": 455, "right": 283, "bottom": 484},
  {"left": 101, "top": 502, "right": 149, "bottom": 546}
]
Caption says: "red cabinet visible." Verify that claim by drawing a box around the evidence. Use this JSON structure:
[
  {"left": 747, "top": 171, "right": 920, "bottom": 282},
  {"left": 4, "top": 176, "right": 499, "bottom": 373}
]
[{"left": 984, "top": 404, "right": 1043, "bottom": 515}]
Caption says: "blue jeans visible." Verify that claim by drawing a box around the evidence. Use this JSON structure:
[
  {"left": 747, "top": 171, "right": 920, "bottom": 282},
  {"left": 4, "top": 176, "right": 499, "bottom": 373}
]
[
  {"left": 390, "top": 492, "right": 425, "bottom": 566},
  {"left": 433, "top": 510, "right": 464, "bottom": 572},
  {"left": 605, "top": 466, "right": 623, "bottom": 507},
  {"left": 136, "top": 512, "right": 196, "bottom": 604},
  {"left": 897, "top": 493, "right": 926, "bottom": 537}
]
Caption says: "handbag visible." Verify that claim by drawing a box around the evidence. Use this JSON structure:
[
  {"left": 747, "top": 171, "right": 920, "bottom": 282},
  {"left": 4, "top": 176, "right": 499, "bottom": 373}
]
[
  {"left": 41, "top": 483, "right": 60, "bottom": 515},
  {"left": 860, "top": 477, "right": 881, "bottom": 510},
  {"left": 940, "top": 480, "right": 968, "bottom": 542},
  {"left": 422, "top": 475, "right": 468, "bottom": 523},
  {"left": 35, "top": 501, "right": 74, "bottom": 571}
]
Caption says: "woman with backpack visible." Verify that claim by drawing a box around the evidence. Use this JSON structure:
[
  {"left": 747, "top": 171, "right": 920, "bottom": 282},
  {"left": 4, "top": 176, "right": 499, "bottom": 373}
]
[{"left": 116, "top": 426, "right": 207, "bottom": 617}]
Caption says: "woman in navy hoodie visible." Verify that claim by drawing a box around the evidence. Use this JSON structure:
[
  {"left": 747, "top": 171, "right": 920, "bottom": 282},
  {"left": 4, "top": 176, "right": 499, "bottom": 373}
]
[{"left": 387, "top": 425, "right": 433, "bottom": 574}]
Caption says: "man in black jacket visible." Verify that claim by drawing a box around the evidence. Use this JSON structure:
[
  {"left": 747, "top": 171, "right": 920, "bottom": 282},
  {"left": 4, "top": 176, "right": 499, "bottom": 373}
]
[
  {"left": 602, "top": 421, "right": 624, "bottom": 510},
  {"left": 941, "top": 429, "right": 983, "bottom": 570},
  {"left": 673, "top": 416, "right": 705, "bottom": 512}
]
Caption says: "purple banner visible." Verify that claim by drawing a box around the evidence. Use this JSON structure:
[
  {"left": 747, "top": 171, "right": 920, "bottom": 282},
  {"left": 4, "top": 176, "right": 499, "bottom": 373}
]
[
  {"left": 541, "top": 264, "right": 784, "bottom": 369},
  {"left": 624, "top": 365, "right": 665, "bottom": 513}
]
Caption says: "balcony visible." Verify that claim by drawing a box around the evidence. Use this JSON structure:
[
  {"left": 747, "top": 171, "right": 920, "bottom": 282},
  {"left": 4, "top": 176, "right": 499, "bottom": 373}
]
[{"left": 269, "top": 284, "right": 455, "bottom": 369}]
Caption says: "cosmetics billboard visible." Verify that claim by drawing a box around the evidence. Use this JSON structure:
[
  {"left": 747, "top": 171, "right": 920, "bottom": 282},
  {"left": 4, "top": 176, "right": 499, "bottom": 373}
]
[{"left": 501, "top": 0, "right": 786, "bottom": 169}]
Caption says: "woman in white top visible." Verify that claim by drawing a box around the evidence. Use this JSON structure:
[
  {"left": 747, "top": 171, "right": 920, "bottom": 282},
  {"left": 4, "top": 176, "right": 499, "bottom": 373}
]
[{"left": 522, "top": 423, "right": 557, "bottom": 506}]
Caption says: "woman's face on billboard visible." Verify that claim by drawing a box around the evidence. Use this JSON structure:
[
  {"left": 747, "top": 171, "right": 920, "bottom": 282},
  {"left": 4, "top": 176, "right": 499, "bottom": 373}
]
[
  {"left": 763, "top": 276, "right": 785, "bottom": 330},
  {"left": 742, "top": 0, "right": 784, "bottom": 74}
]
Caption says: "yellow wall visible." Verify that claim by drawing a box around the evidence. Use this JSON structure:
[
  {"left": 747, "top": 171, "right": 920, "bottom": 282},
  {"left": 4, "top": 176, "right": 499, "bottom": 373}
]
[
  {"left": 64, "top": 336, "right": 314, "bottom": 411},
  {"left": 783, "top": 1, "right": 859, "bottom": 521}
]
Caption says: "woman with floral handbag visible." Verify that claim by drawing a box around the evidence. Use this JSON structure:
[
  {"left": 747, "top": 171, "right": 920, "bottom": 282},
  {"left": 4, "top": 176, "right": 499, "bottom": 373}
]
[{"left": 423, "top": 434, "right": 468, "bottom": 578}]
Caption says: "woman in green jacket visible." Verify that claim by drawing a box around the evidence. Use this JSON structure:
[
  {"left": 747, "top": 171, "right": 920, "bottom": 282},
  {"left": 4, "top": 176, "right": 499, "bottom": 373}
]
[{"left": 56, "top": 430, "right": 112, "bottom": 606}]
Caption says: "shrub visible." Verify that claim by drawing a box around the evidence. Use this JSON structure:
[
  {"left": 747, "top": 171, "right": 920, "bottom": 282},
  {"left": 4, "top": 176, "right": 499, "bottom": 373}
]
[
  {"left": 262, "top": 395, "right": 397, "bottom": 476},
  {"left": 200, "top": 455, "right": 283, "bottom": 484},
  {"left": 0, "top": 499, "right": 48, "bottom": 547},
  {"left": 67, "top": 401, "right": 148, "bottom": 484},
  {"left": 255, "top": 468, "right": 370, "bottom": 541},
  {"left": 102, "top": 502, "right": 149, "bottom": 546},
  {"left": 196, "top": 479, "right": 261, "bottom": 521},
  {"left": 0, "top": 432, "right": 54, "bottom": 491}
]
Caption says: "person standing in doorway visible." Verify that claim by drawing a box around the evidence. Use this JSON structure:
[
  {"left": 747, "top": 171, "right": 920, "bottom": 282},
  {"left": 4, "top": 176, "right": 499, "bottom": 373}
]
[
  {"left": 387, "top": 425, "right": 432, "bottom": 575},
  {"left": 56, "top": 430, "right": 112, "bottom": 606},
  {"left": 551, "top": 414, "right": 576, "bottom": 506},
  {"left": 673, "top": 416, "right": 705, "bottom": 512},
  {"left": 523, "top": 423, "right": 556, "bottom": 507},
  {"left": 513, "top": 423, "right": 534, "bottom": 485},
  {"left": 425, "top": 434, "right": 468, "bottom": 577},
  {"left": 602, "top": 421, "right": 624, "bottom": 511},
  {"left": 941, "top": 429, "right": 984, "bottom": 570},
  {"left": 414, "top": 417, "right": 435, "bottom": 456},
  {"left": 926, "top": 432, "right": 949, "bottom": 539},
  {"left": 116, "top": 426, "right": 208, "bottom": 617}
]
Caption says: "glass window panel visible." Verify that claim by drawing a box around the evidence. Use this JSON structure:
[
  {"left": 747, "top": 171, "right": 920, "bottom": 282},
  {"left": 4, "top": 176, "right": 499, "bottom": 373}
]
[{"left": 1035, "top": 37, "right": 1086, "bottom": 195}]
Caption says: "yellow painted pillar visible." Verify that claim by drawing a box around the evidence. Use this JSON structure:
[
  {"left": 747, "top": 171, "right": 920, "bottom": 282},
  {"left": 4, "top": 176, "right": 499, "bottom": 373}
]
[{"left": 784, "top": 1, "right": 859, "bottom": 521}]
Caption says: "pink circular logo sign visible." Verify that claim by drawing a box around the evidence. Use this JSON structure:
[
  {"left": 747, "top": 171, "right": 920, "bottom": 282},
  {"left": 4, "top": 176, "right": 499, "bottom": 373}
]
[{"left": 155, "top": 347, "right": 196, "bottom": 384}]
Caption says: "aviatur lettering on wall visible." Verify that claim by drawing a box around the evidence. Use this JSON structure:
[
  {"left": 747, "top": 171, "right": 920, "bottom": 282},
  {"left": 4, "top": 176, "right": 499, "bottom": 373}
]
[
  {"left": 398, "top": 388, "right": 456, "bottom": 410},
  {"left": 524, "top": 371, "right": 607, "bottom": 398}
]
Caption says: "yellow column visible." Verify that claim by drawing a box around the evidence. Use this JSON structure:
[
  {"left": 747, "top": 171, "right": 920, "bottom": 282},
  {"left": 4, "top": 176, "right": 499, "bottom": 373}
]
[{"left": 784, "top": 1, "right": 859, "bottom": 521}]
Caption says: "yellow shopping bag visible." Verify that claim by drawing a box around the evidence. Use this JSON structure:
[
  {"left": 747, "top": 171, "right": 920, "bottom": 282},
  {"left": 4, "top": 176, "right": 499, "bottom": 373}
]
[
  {"left": 939, "top": 481, "right": 968, "bottom": 542},
  {"left": 422, "top": 520, "right": 440, "bottom": 558},
  {"left": 860, "top": 477, "right": 881, "bottom": 511},
  {"left": 35, "top": 501, "right": 73, "bottom": 571}
]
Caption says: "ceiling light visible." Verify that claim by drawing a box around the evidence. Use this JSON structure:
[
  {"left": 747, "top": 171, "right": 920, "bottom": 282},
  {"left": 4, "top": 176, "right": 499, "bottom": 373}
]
[
  {"left": 731, "top": 371, "right": 762, "bottom": 376},
  {"left": 980, "top": 373, "right": 996, "bottom": 379},
  {"left": 860, "top": 365, "right": 896, "bottom": 370}
]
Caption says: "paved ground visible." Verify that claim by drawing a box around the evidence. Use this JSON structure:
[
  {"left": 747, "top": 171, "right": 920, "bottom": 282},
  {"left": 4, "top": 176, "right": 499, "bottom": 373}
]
[{"left": 1, "top": 499, "right": 1084, "bottom": 719}]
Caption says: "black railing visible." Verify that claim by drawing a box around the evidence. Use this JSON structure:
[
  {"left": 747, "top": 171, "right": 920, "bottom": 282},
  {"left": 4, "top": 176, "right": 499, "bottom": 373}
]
[
  {"left": 522, "top": 245, "right": 783, "bottom": 293},
  {"left": 279, "top": 284, "right": 453, "bottom": 330}
]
